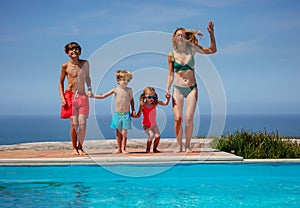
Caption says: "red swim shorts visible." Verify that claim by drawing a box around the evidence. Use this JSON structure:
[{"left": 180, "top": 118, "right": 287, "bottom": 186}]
[{"left": 60, "top": 90, "right": 89, "bottom": 119}]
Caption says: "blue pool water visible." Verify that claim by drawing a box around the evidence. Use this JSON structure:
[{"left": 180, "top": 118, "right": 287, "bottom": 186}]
[{"left": 1, "top": 163, "right": 300, "bottom": 207}]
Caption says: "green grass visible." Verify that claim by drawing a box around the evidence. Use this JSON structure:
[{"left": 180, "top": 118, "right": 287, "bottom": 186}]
[{"left": 212, "top": 129, "right": 300, "bottom": 159}]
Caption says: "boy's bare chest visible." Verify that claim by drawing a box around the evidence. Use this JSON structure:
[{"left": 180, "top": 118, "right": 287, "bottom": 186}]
[{"left": 66, "top": 65, "right": 84, "bottom": 78}]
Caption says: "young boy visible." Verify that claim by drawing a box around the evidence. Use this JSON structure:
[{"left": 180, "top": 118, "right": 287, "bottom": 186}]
[
  {"left": 94, "top": 70, "right": 135, "bottom": 154},
  {"left": 58, "top": 42, "right": 93, "bottom": 155}
]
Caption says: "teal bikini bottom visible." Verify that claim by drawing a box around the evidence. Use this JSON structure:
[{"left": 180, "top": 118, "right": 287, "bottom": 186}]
[{"left": 174, "top": 83, "right": 197, "bottom": 98}]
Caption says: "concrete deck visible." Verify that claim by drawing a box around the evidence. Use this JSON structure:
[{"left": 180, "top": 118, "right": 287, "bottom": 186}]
[{"left": 0, "top": 139, "right": 245, "bottom": 165}]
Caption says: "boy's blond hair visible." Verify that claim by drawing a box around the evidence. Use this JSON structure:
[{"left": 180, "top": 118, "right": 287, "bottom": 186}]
[{"left": 115, "top": 70, "right": 133, "bottom": 81}]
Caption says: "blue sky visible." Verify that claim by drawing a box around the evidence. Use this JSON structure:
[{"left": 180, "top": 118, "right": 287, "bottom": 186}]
[{"left": 0, "top": 0, "right": 299, "bottom": 116}]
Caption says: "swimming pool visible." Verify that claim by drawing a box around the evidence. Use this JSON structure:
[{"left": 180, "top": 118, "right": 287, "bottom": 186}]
[{"left": 1, "top": 163, "right": 300, "bottom": 207}]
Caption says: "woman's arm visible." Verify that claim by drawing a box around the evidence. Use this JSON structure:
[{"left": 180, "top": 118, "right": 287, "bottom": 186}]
[
  {"left": 194, "top": 21, "right": 217, "bottom": 54},
  {"left": 166, "top": 53, "right": 175, "bottom": 96}
]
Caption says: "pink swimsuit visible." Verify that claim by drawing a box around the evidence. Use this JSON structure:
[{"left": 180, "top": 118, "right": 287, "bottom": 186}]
[{"left": 142, "top": 105, "right": 156, "bottom": 128}]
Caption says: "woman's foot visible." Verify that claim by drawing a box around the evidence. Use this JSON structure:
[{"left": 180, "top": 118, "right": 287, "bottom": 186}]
[
  {"left": 71, "top": 148, "right": 79, "bottom": 155},
  {"left": 175, "top": 146, "right": 183, "bottom": 153},
  {"left": 78, "top": 149, "right": 87, "bottom": 155},
  {"left": 185, "top": 147, "right": 192, "bottom": 153}
]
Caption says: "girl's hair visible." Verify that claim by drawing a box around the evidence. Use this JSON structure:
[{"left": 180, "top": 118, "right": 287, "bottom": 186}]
[
  {"left": 172, "top": 27, "right": 204, "bottom": 49},
  {"left": 140, "top": 87, "right": 158, "bottom": 106},
  {"left": 115, "top": 70, "right": 133, "bottom": 81},
  {"left": 64, "top": 42, "right": 82, "bottom": 54}
]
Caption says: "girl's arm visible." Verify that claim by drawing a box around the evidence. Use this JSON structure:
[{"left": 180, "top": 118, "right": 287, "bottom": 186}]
[
  {"left": 158, "top": 94, "right": 171, "bottom": 106},
  {"left": 94, "top": 88, "right": 115, "bottom": 99},
  {"left": 132, "top": 103, "right": 143, "bottom": 118}
]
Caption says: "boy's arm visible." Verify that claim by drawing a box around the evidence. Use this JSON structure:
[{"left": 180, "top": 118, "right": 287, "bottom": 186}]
[
  {"left": 132, "top": 103, "right": 142, "bottom": 118},
  {"left": 84, "top": 61, "right": 93, "bottom": 97},
  {"left": 58, "top": 63, "right": 67, "bottom": 106},
  {"left": 94, "top": 88, "right": 115, "bottom": 99},
  {"left": 130, "top": 88, "right": 136, "bottom": 116}
]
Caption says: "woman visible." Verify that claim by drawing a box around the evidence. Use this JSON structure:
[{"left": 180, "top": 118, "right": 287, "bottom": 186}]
[{"left": 166, "top": 21, "right": 217, "bottom": 153}]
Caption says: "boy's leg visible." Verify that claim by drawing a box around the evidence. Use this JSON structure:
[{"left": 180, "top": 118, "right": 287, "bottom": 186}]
[
  {"left": 70, "top": 117, "right": 78, "bottom": 155},
  {"left": 115, "top": 130, "right": 122, "bottom": 154},
  {"left": 77, "top": 114, "right": 87, "bottom": 155},
  {"left": 121, "top": 129, "right": 128, "bottom": 154}
]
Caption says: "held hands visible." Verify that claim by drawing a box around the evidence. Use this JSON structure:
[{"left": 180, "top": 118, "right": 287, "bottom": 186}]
[
  {"left": 207, "top": 21, "right": 214, "bottom": 33},
  {"left": 87, "top": 90, "right": 94, "bottom": 98},
  {"left": 165, "top": 93, "right": 171, "bottom": 99},
  {"left": 165, "top": 90, "right": 170, "bottom": 98},
  {"left": 131, "top": 111, "right": 138, "bottom": 118}
]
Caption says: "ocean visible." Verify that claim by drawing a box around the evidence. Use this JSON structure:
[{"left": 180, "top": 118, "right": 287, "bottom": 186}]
[{"left": 0, "top": 114, "right": 299, "bottom": 145}]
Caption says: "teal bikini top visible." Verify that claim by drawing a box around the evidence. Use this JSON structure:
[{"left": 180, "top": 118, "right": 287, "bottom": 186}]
[{"left": 172, "top": 51, "right": 195, "bottom": 73}]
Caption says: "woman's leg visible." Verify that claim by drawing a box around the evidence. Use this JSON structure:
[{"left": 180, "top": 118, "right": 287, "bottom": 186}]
[
  {"left": 172, "top": 89, "right": 184, "bottom": 152},
  {"left": 185, "top": 88, "right": 198, "bottom": 152}
]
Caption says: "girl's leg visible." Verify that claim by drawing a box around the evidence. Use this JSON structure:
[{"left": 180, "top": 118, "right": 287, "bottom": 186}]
[
  {"left": 153, "top": 136, "right": 161, "bottom": 153},
  {"left": 70, "top": 117, "right": 78, "bottom": 155},
  {"left": 153, "top": 125, "right": 161, "bottom": 153},
  {"left": 172, "top": 89, "right": 184, "bottom": 152},
  {"left": 185, "top": 88, "right": 198, "bottom": 152},
  {"left": 144, "top": 126, "right": 154, "bottom": 153}
]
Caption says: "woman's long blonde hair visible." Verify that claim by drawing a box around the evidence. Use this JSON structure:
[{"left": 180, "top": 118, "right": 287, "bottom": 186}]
[{"left": 172, "top": 27, "right": 204, "bottom": 49}]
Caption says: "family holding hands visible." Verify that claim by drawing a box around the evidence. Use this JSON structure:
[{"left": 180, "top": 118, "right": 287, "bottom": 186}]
[{"left": 58, "top": 22, "right": 217, "bottom": 155}]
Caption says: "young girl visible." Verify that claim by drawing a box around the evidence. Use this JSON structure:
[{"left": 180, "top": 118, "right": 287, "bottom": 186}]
[{"left": 133, "top": 87, "right": 170, "bottom": 153}]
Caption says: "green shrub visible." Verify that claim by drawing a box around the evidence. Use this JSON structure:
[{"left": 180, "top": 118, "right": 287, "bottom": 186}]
[{"left": 213, "top": 129, "right": 300, "bottom": 159}]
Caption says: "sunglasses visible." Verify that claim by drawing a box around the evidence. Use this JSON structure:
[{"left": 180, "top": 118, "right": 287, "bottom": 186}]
[
  {"left": 147, "top": 96, "right": 157, "bottom": 99},
  {"left": 118, "top": 78, "right": 131, "bottom": 82}
]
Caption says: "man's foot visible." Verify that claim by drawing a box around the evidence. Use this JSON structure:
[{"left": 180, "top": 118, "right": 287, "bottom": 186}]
[
  {"left": 78, "top": 149, "right": 87, "bottom": 155},
  {"left": 146, "top": 148, "right": 150, "bottom": 153},
  {"left": 121, "top": 149, "right": 128, "bottom": 154},
  {"left": 71, "top": 148, "right": 79, "bottom": 155}
]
